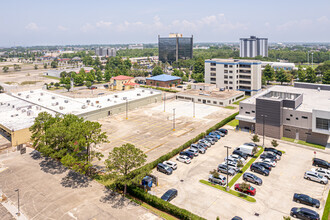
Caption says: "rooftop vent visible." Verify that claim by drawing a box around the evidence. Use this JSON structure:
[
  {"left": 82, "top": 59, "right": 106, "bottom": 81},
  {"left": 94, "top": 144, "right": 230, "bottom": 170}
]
[
  {"left": 26, "top": 95, "right": 29, "bottom": 98},
  {"left": 123, "top": 97, "right": 127, "bottom": 100},
  {"left": 30, "top": 91, "right": 34, "bottom": 93},
  {"left": 59, "top": 106, "right": 65, "bottom": 110},
  {"left": 38, "top": 98, "right": 42, "bottom": 101},
  {"left": 142, "top": 90, "right": 145, "bottom": 92},
  {"left": 107, "top": 99, "right": 111, "bottom": 101},
  {"left": 64, "top": 100, "right": 69, "bottom": 103},
  {"left": 86, "top": 100, "right": 90, "bottom": 103},
  {"left": 40, "top": 93, "right": 43, "bottom": 96},
  {"left": 137, "top": 93, "right": 141, "bottom": 96},
  {"left": 12, "top": 105, "right": 15, "bottom": 108},
  {"left": 150, "top": 91, "right": 153, "bottom": 94},
  {"left": 96, "top": 101, "right": 99, "bottom": 104},
  {"left": 52, "top": 96, "right": 55, "bottom": 99},
  {"left": 318, "top": 87, "right": 320, "bottom": 92},
  {"left": 8, "top": 103, "right": 10, "bottom": 106},
  {"left": 91, "top": 103, "right": 94, "bottom": 106},
  {"left": 114, "top": 95, "right": 118, "bottom": 98},
  {"left": 81, "top": 105, "right": 87, "bottom": 109},
  {"left": 22, "top": 109, "right": 26, "bottom": 113},
  {"left": 18, "top": 93, "right": 21, "bottom": 96},
  {"left": 27, "top": 110, "right": 33, "bottom": 116}
]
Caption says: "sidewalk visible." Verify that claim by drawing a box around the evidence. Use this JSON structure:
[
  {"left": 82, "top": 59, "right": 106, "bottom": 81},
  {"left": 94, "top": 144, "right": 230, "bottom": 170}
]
[{"left": 0, "top": 190, "right": 27, "bottom": 220}]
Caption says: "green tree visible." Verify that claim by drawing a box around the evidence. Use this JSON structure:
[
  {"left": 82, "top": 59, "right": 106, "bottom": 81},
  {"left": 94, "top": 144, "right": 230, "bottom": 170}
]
[
  {"left": 209, "top": 169, "right": 219, "bottom": 178},
  {"left": 124, "top": 59, "right": 132, "bottom": 70},
  {"left": 96, "top": 70, "right": 103, "bottom": 82},
  {"left": 64, "top": 83, "right": 71, "bottom": 92},
  {"left": 105, "top": 143, "right": 147, "bottom": 194},
  {"left": 2, "top": 66, "right": 9, "bottom": 72},
  {"left": 34, "top": 64, "right": 38, "bottom": 70},
  {"left": 271, "top": 140, "right": 279, "bottom": 148},
  {"left": 252, "top": 134, "right": 260, "bottom": 143},
  {"left": 30, "top": 113, "right": 107, "bottom": 175},
  {"left": 152, "top": 66, "right": 163, "bottom": 76},
  {"left": 239, "top": 182, "right": 250, "bottom": 192},
  {"left": 262, "top": 76, "right": 267, "bottom": 86},
  {"left": 54, "top": 82, "right": 60, "bottom": 88},
  {"left": 104, "top": 70, "right": 111, "bottom": 82},
  {"left": 86, "top": 72, "right": 95, "bottom": 82},
  {"left": 85, "top": 81, "right": 92, "bottom": 88},
  {"left": 0, "top": 85, "right": 4, "bottom": 93},
  {"left": 50, "top": 61, "right": 58, "bottom": 68},
  {"left": 276, "top": 69, "right": 290, "bottom": 85},
  {"left": 44, "top": 63, "right": 48, "bottom": 69},
  {"left": 193, "top": 58, "right": 204, "bottom": 75},
  {"left": 263, "top": 64, "right": 275, "bottom": 83},
  {"left": 74, "top": 75, "right": 84, "bottom": 85},
  {"left": 182, "top": 75, "right": 188, "bottom": 82},
  {"left": 297, "top": 66, "right": 305, "bottom": 82},
  {"left": 305, "top": 67, "right": 316, "bottom": 83},
  {"left": 283, "top": 216, "right": 291, "bottom": 220},
  {"left": 322, "top": 70, "right": 330, "bottom": 84},
  {"left": 14, "top": 64, "right": 21, "bottom": 71}
]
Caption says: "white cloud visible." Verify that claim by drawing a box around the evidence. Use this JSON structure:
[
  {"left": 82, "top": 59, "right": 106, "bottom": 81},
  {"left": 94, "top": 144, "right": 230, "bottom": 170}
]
[
  {"left": 25, "top": 22, "right": 39, "bottom": 31},
  {"left": 96, "top": 20, "right": 112, "bottom": 28},
  {"left": 58, "top": 25, "right": 68, "bottom": 31},
  {"left": 81, "top": 23, "right": 94, "bottom": 32},
  {"left": 317, "top": 16, "right": 330, "bottom": 24}
]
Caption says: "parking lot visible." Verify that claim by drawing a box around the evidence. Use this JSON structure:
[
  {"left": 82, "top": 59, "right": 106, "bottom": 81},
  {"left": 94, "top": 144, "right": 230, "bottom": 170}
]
[
  {"left": 95, "top": 99, "right": 237, "bottom": 164},
  {"left": 150, "top": 128, "right": 330, "bottom": 220}
]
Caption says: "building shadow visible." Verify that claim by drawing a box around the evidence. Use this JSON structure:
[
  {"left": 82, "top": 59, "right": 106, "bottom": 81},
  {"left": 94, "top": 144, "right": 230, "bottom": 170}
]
[{"left": 60, "top": 170, "right": 91, "bottom": 188}]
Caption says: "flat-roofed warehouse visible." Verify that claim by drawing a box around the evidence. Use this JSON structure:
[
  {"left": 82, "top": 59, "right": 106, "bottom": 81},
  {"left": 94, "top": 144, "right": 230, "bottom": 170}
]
[{"left": 0, "top": 88, "right": 162, "bottom": 147}]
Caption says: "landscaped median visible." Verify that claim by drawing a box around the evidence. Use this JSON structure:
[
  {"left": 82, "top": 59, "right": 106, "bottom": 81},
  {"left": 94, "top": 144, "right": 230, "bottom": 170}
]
[
  {"left": 199, "top": 180, "right": 256, "bottom": 203},
  {"left": 322, "top": 190, "right": 330, "bottom": 220},
  {"left": 140, "top": 85, "right": 179, "bottom": 93},
  {"left": 281, "top": 137, "right": 325, "bottom": 150},
  {"left": 228, "top": 147, "right": 264, "bottom": 187}
]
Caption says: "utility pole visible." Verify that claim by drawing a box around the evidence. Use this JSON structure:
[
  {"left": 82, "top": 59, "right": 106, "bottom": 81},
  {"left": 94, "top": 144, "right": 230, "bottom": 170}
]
[
  {"left": 224, "top": 146, "right": 231, "bottom": 191},
  {"left": 15, "top": 189, "right": 20, "bottom": 216},
  {"left": 173, "top": 108, "right": 176, "bottom": 131},
  {"left": 126, "top": 99, "right": 128, "bottom": 120},
  {"left": 261, "top": 114, "right": 267, "bottom": 147}
]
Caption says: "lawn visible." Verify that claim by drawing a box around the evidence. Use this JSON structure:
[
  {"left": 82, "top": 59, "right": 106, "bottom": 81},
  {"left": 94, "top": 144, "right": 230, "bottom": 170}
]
[
  {"left": 224, "top": 106, "right": 236, "bottom": 109},
  {"left": 281, "top": 137, "right": 325, "bottom": 150},
  {"left": 199, "top": 180, "right": 256, "bottom": 203},
  {"left": 228, "top": 119, "right": 239, "bottom": 127},
  {"left": 42, "top": 75, "right": 60, "bottom": 80},
  {"left": 20, "top": 81, "right": 40, "bottom": 85},
  {"left": 233, "top": 96, "right": 250, "bottom": 105},
  {"left": 322, "top": 190, "right": 330, "bottom": 220},
  {"left": 228, "top": 147, "right": 264, "bottom": 187}
]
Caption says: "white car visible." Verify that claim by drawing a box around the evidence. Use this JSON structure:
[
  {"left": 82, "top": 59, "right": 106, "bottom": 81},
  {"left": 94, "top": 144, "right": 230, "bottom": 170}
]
[
  {"left": 258, "top": 158, "right": 276, "bottom": 167},
  {"left": 198, "top": 139, "right": 211, "bottom": 147},
  {"left": 267, "top": 151, "right": 281, "bottom": 160},
  {"left": 224, "top": 157, "right": 240, "bottom": 164},
  {"left": 230, "top": 154, "right": 246, "bottom": 163},
  {"left": 311, "top": 168, "right": 330, "bottom": 179},
  {"left": 187, "top": 148, "right": 199, "bottom": 156},
  {"left": 176, "top": 155, "right": 191, "bottom": 164},
  {"left": 304, "top": 171, "right": 328, "bottom": 184},
  {"left": 163, "top": 161, "right": 177, "bottom": 170},
  {"left": 221, "top": 162, "right": 240, "bottom": 172}
]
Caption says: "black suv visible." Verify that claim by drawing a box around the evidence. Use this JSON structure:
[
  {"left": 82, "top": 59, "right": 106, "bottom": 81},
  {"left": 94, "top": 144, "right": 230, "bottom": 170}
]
[
  {"left": 157, "top": 163, "right": 173, "bottom": 175},
  {"left": 179, "top": 151, "right": 194, "bottom": 159},
  {"left": 260, "top": 153, "right": 277, "bottom": 162},
  {"left": 254, "top": 162, "right": 272, "bottom": 171},
  {"left": 161, "top": 189, "right": 178, "bottom": 202},
  {"left": 264, "top": 147, "right": 282, "bottom": 156},
  {"left": 218, "top": 128, "right": 228, "bottom": 135},
  {"left": 250, "top": 163, "right": 269, "bottom": 176},
  {"left": 232, "top": 150, "right": 248, "bottom": 160},
  {"left": 293, "top": 193, "right": 320, "bottom": 208},
  {"left": 313, "top": 158, "right": 330, "bottom": 169},
  {"left": 290, "top": 207, "right": 319, "bottom": 220}
]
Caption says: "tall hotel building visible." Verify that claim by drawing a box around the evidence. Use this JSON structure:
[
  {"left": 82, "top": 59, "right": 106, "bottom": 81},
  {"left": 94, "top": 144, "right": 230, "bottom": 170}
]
[{"left": 240, "top": 36, "right": 268, "bottom": 58}]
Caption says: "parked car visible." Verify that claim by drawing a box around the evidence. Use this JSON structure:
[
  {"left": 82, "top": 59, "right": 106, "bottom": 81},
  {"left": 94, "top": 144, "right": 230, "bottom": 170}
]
[
  {"left": 225, "top": 156, "right": 240, "bottom": 164},
  {"left": 163, "top": 161, "right": 177, "bottom": 170},
  {"left": 205, "top": 135, "right": 218, "bottom": 142},
  {"left": 304, "top": 171, "right": 328, "bottom": 184},
  {"left": 243, "top": 172, "right": 263, "bottom": 185},
  {"left": 250, "top": 163, "right": 269, "bottom": 176},
  {"left": 293, "top": 193, "right": 320, "bottom": 208},
  {"left": 198, "top": 139, "right": 211, "bottom": 147},
  {"left": 209, "top": 174, "right": 226, "bottom": 185},
  {"left": 312, "top": 158, "right": 330, "bottom": 169},
  {"left": 311, "top": 168, "right": 330, "bottom": 179},
  {"left": 229, "top": 154, "right": 246, "bottom": 163},
  {"left": 161, "top": 189, "right": 178, "bottom": 202},
  {"left": 214, "top": 130, "right": 225, "bottom": 137},
  {"left": 157, "top": 163, "right": 173, "bottom": 175},
  {"left": 290, "top": 207, "right": 320, "bottom": 220},
  {"left": 244, "top": 142, "right": 258, "bottom": 147},
  {"left": 266, "top": 151, "right": 281, "bottom": 160},
  {"left": 176, "top": 155, "right": 191, "bottom": 164},
  {"left": 90, "top": 85, "right": 97, "bottom": 90},
  {"left": 231, "top": 217, "right": 242, "bottom": 220},
  {"left": 260, "top": 153, "right": 278, "bottom": 162},
  {"left": 232, "top": 150, "right": 248, "bottom": 160},
  {"left": 254, "top": 162, "right": 272, "bottom": 171},
  {"left": 218, "top": 164, "right": 236, "bottom": 176},
  {"left": 209, "top": 132, "right": 221, "bottom": 139},
  {"left": 221, "top": 162, "right": 240, "bottom": 173},
  {"left": 258, "top": 158, "right": 276, "bottom": 167},
  {"left": 264, "top": 147, "right": 282, "bottom": 156},
  {"left": 218, "top": 128, "right": 228, "bottom": 135},
  {"left": 199, "top": 143, "right": 208, "bottom": 150},
  {"left": 204, "top": 138, "right": 215, "bottom": 145},
  {"left": 235, "top": 145, "right": 255, "bottom": 157},
  {"left": 179, "top": 150, "right": 194, "bottom": 159},
  {"left": 191, "top": 144, "right": 206, "bottom": 154},
  {"left": 234, "top": 183, "right": 256, "bottom": 196},
  {"left": 187, "top": 148, "right": 199, "bottom": 156}
]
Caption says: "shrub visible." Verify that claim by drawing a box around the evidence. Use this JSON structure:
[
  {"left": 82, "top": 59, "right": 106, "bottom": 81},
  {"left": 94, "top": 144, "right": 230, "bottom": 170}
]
[
  {"left": 252, "top": 134, "right": 260, "bottom": 143},
  {"left": 271, "top": 139, "right": 279, "bottom": 148}
]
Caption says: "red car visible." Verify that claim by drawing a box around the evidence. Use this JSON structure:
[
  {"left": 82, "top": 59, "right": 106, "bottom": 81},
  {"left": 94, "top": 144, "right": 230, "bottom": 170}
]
[{"left": 234, "top": 183, "right": 256, "bottom": 196}]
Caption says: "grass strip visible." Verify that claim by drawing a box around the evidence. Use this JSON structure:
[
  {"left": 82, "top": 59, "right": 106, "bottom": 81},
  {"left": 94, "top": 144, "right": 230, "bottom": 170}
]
[
  {"left": 199, "top": 180, "right": 256, "bottom": 203},
  {"left": 281, "top": 137, "right": 325, "bottom": 150},
  {"left": 224, "top": 106, "right": 236, "bottom": 109},
  {"left": 228, "top": 147, "right": 264, "bottom": 187},
  {"left": 42, "top": 75, "right": 60, "bottom": 80},
  {"left": 140, "top": 85, "right": 179, "bottom": 93},
  {"left": 322, "top": 189, "right": 330, "bottom": 220},
  {"left": 227, "top": 119, "right": 239, "bottom": 127},
  {"left": 233, "top": 96, "right": 250, "bottom": 105}
]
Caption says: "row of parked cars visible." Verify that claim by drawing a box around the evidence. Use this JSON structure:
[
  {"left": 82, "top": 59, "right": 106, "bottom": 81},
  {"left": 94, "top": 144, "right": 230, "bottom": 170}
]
[
  {"left": 290, "top": 158, "right": 330, "bottom": 220},
  {"left": 158, "top": 128, "right": 228, "bottom": 202}
]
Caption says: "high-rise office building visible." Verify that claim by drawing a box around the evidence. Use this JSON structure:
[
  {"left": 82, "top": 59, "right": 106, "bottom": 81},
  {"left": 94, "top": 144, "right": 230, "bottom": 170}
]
[
  {"left": 95, "top": 47, "right": 116, "bottom": 57},
  {"left": 240, "top": 36, "right": 268, "bottom": 58},
  {"left": 158, "top": 33, "right": 193, "bottom": 63}
]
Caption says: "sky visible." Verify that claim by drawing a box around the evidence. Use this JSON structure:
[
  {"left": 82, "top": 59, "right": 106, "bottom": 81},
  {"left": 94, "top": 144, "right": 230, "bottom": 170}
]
[{"left": 1, "top": 0, "right": 330, "bottom": 47}]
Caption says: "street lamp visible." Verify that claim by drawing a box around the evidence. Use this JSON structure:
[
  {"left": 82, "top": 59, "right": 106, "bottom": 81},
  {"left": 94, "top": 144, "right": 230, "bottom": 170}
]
[
  {"left": 15, "top": 189, "right": 20, "bottom": 216},
  {"left": 173, "top": 108, "right": 176, "bottom": 131},
  {"left": 261, "top": 114, "right": 268, "bottom": 147},
  {"left": 224, "top": 146, "right": 231, "bottom": 191}
]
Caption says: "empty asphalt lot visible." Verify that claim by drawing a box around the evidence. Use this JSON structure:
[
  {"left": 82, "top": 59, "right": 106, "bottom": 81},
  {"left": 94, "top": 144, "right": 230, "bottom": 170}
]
[
  {"left": 151, "top": 128, "right": 330, "bottom": 220},
  {"left": 0, "top": 149, "right": 160, "bottom": 220}
]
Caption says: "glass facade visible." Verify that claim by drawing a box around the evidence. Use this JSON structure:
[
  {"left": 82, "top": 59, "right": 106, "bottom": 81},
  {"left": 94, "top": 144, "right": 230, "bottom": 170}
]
[
  {"left": 158, "top": 36, "right": 193, "bottom": 63},
  {"left": 316, "top": 117, "right": 330, "bottom": 130}
]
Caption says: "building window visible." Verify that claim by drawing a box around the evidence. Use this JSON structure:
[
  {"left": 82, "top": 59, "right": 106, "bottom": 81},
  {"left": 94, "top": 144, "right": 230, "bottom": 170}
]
[
  {"left": 241, "top": 107, "right": 243, "bottom": 109},
  {"left": 252, "top": 110, "right": 255, "bottom": 113},
  {"left": 229, "top": 70, "right": 233, "bottom": 73},
  {"left": 229, "top": 87, "right": 233, "bottom": 89},
  {"left": 290, "top": 114, "right": 293, "bottom": 117},
  {"left": 285, "top": 129, "right": 291, "bottom": 131},
  {"left": 210, "top": 68, "right": 216, "bottom": 71},
  {"left": 224, "top": 70, "right": 228, "bottom": 73},
  {"left": 219, "top": 102, "right": 223, "bottom": 105},
  {"left": 245, "top": 111, "right": 250, "bottom": 114},
  {"left": 207, "top": 100, "right": 211, "bottom": 103},
  {"left": 224, "top": 80, "right": 228, "bottom": 84},
  {"left": 229, "top": 76, "right": 233, "bottom": 79},
  {"left": 229, "top": 65, "right": 233, "bottom": 68},
  {"left": 302, "top": 116, "right": 308, "bottom": 119},
  {"left": 224, "top": 75, "right": 228, "bottom": 79},
  {"left": 224, "top": 64, "right": 228, "bottom": 68},
  {"left": 229, "top": 81, "right": 233, "bottom": 84},
  {"left": 210, "top": 63, "right": 216, "bottom": 66},
  {"left": 296, "top": 117, "right": 298, "bottom": 120},
  {"left": 286, "top": 118, "right": 290, "bottom": 121},
  {"left": 213, "top": 101, "right": 217, "bottom": 104},
  {"left": 316, "top": 117, "right": 329, "bottom": 130},
  {"left": 198, "top": 99, "right": 201, "bottom": 102},
  {"left": 210, "top": 78, "right": 216, "bottom": 81},
  {"left": 305, "top": 132, "right": 311, "bottom": 135},
  {"left": 211, "top": 73, "right": 216, "bottom": 76}
]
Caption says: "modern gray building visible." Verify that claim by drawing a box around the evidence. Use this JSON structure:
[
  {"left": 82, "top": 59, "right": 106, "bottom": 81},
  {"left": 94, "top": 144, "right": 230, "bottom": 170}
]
[
  {"left": 95, "top": 47, "right": 116, "bottom": 57},
  {"left": 240, "top": 36, "right": 268, "bottom": 58},
  {"left": 236, "top": 84, "right": 330, "bottom": 146},
  {"left": 158, "top": 33, "right": 193, "bottom": 63}
]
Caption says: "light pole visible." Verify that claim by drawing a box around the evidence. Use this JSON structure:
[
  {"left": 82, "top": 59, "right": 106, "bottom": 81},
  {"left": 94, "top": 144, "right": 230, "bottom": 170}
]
[
  {"left": 164, "top": 93, "right": 166, "bottom": 112},
  {"left": 193, "top": 100, "right": 195, "bottom": 118},
  {"left": 173, "top": 108, "right": 176, "bottom": 131},
  {"left": 15, "top": 189, "right": 20, "bottom": 216},
  {"left": 126, "top": 99, "right": 128, "bottom": 120},
  {"left": 311, "top": 52, "right": 314, "bottom": 69},
  {"left": 224, "top": 146, "right": 231, "bottom": 191},
  {"left": 261, "top": 114, "right": 267, "bottom": 147}
]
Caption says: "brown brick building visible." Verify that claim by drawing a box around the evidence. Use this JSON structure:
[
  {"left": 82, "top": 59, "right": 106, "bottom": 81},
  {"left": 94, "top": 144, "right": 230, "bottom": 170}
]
[{"left": 146, "top": 74, "right": 181, "bottom": 88}]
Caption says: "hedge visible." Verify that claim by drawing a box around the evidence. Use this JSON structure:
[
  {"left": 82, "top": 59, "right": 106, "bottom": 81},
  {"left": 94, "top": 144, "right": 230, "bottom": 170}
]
[
  {"left": 140, "top": 85, "right": 179, "bottom": 93},
  {"left": 112, "top": 112, "right": 239, "bottom": 220}
]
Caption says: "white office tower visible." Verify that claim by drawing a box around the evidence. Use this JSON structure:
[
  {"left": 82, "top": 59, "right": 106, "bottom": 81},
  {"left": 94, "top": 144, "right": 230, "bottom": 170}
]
[{"left": 240, "top": 36, "right": 268, "bottom": 58}]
